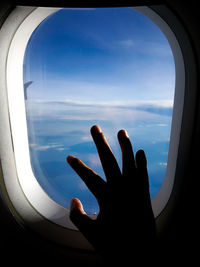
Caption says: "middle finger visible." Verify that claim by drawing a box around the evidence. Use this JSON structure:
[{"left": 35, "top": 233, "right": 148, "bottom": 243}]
[{"left": 90, "top": 125, "right": 121, "bottom": 183}]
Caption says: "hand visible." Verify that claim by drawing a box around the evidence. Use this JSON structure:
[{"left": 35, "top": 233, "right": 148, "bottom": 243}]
[{"left": 67, "top": 125, "right": 156, "bottom": 260}]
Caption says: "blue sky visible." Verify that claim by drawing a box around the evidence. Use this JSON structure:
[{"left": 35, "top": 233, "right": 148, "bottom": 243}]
[{"left": 24, "top": 8, "right": 175, "bottom": 214}]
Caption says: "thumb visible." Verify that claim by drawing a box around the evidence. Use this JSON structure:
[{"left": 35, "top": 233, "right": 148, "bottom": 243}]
[{"left": 70, "top": 198, "right": 94, "bottom": 235}]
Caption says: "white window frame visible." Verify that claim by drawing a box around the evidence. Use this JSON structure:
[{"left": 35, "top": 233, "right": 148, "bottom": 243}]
[{"left": 0, "top": 5, "right": 196, "bottom": 250}]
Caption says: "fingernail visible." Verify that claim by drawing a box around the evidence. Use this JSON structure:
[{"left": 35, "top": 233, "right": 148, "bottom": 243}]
[
  {"left": 67, "top": 155, "right": 75, "bottom": 164},
  {"left": 123, "top": 130, "right": 129, "bottom": 138},
  {"left": 118, "top": 129, "right": 129, "bottom": 138},
  {"left": 91, "top": 125, "right": 102, "bottom": 134}
]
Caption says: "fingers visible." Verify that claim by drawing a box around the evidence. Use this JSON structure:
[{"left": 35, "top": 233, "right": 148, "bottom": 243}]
[
  {"left": 90, "top": 125, "right": 121, "bottom": 183},
  {"left": 118, "top": 131, "right": 150, "bottom": 195},
  {"left": 136, "top": 149, "right": 147, "bottom": 169},
  {"left": 67, "top": 155, "right": 106, "bottom": 201},
  {"left": 117, "top": 129, "right": 136, "bottom": 177},
  {"left": 70, "top": 198, "right": 96, "bottom": 238},
  {"left": 135, "top": 150, "right": 150, "bottom": 193},
  {"left": 70, "top": 197, "right": 86, "bottom": 216}
]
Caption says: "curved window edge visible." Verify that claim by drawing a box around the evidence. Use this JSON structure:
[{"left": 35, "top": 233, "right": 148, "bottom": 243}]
[
  {"left": 134, "top": 6, "right": 185, "bottom": 216},
  {"left": 0, "top": 4, "right": 196, "bottom": 249},
  {"left": 0, "top": 6, "right": 93, "bottom": 251},
  {"left": 149, "top": 4, "right": 197, "bottom": 233}
]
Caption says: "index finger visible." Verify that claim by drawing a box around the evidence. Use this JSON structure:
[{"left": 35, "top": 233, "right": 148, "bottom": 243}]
[{"left": 67, "top": 155, "right": 106, "bottom": 202}]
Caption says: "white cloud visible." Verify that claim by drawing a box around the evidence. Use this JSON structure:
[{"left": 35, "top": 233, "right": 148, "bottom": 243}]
[
  {"left": 26, "top": 98, "right": 173, "bottom": 120},
  {"left": 56, "top": 147, "right": 65, "bottom": 151},
  {"left": 159, "top": 162, "right": 167, "bottom": 166},
  {"left": 27, "top": 98, "right": 173, "bottom": 108},
  {"left": 87, "top": 153, "right": 101, "bottom": 168},
  {"left": 118, "top": 39, "right": 135, "bottom": 49},
  {"left": 156, "top": 124, "right": 168, "bottom": 127},
  {"left": 30, "top": 142, "right": 64, "bottom": 151},
  {"left": 132, "top": 40, "right": 173, "bottom": 58},
  {"left": 81, "top": 135, "right": 92, "bottom": 142},
  {"left": 25, "top": 99, "right": 172, "bottom": 155},
  {"left": 26, "top": 99, "right": 172, "bottom": 145}
]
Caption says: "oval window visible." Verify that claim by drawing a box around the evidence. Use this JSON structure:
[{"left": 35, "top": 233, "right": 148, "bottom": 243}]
[{"left": 23, "top": 7, "right": 175, "bottom": 214}]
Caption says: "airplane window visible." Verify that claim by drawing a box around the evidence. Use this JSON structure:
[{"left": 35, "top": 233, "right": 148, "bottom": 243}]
[{"left": 23, "top": 7, "right": 175, "bottom": 215}]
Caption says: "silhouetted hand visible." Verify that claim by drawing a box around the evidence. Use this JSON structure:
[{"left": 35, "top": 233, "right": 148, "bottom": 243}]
[{"left": 67, "top": 125, "right": 156, "bottom": 261}]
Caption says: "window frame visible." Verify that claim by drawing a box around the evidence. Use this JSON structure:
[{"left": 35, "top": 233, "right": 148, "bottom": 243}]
[{"left": 0, "top": 4, "right": 196, "bottom": 250}]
